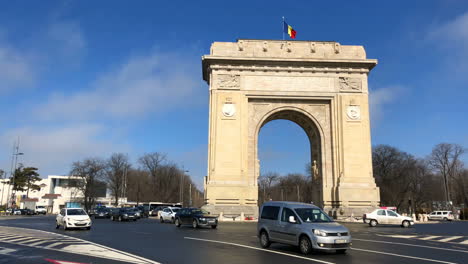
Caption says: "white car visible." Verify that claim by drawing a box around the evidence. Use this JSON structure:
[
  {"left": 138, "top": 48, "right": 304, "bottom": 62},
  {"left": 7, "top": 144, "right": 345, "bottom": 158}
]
[
  {"left": 428, "top": 211, "right": 454, "bottom": 221},
  {"left": 35, "top": 205, "right": 47, "bottom": 215},
  {"left": 160, "top": 207, "right": 181, "bottom": 223},
  {"left": 56, "top": 208, "right": 92, "bottom": 230},
  {"left": 363, "top": 209, "right": 414, "bottom": 228}
]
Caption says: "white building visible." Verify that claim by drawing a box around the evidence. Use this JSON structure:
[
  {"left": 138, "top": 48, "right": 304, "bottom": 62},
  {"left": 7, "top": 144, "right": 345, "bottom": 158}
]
[{"left": 0, "top": 175, "right": 127, "bottom": 214}]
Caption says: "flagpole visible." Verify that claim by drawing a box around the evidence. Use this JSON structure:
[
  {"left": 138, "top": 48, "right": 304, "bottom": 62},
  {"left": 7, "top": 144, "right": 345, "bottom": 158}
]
[{"left": 282, "top": 16, "right": 285, "bottom": 40}]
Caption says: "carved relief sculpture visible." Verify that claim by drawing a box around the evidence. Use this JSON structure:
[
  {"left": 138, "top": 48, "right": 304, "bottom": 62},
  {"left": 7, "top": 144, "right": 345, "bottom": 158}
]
[
  {"left": 339, "top": 77, "right": 361, "bottom": 91},
  {"left": 218, "top": 74, "right": 240, "bottom": 89}
]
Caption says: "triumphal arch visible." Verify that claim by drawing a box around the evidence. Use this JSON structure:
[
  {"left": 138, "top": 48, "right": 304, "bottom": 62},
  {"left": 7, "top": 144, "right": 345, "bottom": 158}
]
[{"left": 202, "top": 39, "right": 380, "bottom": 218}]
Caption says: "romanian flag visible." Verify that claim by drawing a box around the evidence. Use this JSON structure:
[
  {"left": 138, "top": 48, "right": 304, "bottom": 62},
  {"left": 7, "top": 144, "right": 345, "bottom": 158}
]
[{"left": 283, "top": 21, "right": 296, "bottom": 39}]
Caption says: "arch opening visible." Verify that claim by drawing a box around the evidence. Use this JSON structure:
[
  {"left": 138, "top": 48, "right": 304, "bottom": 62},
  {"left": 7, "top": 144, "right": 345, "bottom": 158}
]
[{"left": 256, "top": 110, "right": 324, "bottom": 207}]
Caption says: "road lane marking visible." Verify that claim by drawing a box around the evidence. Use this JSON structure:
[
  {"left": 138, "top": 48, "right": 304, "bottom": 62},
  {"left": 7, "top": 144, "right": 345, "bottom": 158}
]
[
  {"left": 461, "top": 240, "right": 468, "bottom": 245},
  {"left": 438, "top": 236, "right": 463, "bottom": 242},
  {"left": 352, "top": 247, "right": 457, "bottom": 264},
  {"left": 353, "top": 238, "right": 468, "bottom": 253},
  {"left": 184, "top": 236, "right": 335, "bottom": 264},
  {"left": 420, "top": 236, "right": 441, "bottom": 240},
  {"left": 0, "top": 247, "right": 17, "bottom": 255},
  {"left": 0, "top": 226, "right": 160, "bottom": 264}
]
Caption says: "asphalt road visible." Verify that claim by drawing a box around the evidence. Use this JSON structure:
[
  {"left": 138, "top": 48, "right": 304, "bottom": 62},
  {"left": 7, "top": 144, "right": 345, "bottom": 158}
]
[{"left": 0, "top": 215, "right": 467, "bottom": 264}]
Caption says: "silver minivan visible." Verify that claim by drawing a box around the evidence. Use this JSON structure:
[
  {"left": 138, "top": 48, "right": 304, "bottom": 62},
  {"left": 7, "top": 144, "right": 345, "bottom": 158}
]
[{"left": 257, "top": 201, "right": 351, "bottom": 254}]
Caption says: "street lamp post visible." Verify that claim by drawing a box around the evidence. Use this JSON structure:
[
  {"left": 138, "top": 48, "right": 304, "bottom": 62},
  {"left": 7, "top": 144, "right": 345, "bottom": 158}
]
[{"left": 180, "top": 168, "right": 189, "bottom": 206}]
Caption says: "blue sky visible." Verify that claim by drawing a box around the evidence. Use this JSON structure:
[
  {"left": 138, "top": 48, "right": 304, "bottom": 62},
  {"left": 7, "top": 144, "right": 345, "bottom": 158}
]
[{"left": 1, "top": 0, "right": 467, "bottom": 189}]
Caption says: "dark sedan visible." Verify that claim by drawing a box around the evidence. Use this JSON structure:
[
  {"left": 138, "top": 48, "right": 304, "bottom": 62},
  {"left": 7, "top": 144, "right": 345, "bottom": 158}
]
[
  {"left": 175, "top": 208, "right": 218, "bottom": 229},
  {"left": 110, "top": 208, "right": 137, "bottom": 222},
  {"left": 94, "top": 208, "right": 111, "bottom": 219}
]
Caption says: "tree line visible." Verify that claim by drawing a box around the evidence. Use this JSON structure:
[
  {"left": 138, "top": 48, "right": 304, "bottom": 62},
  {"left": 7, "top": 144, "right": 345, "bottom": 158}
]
[
  {"left": 69, "top": 152, "right": 203, "bottom": 212},
  {"left": 258, "top": 143, "right": 468, "bottom": 214}
]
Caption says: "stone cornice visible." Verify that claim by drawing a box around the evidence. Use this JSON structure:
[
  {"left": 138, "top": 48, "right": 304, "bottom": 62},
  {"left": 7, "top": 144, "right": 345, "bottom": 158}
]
[{"left": 202, "top": 56, "right": 377, "bottom": 83}]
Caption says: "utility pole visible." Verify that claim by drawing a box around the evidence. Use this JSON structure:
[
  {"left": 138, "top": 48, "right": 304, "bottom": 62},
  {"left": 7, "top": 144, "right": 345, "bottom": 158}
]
[
  {"left": 297, "top": 185, "right": 300, "bottom": 202},
  {"left": 180, "top": 167, "right": 189, "bottom": 206},
  {"left": 189, "top": 184, "right": 192, "bottom": 207}
]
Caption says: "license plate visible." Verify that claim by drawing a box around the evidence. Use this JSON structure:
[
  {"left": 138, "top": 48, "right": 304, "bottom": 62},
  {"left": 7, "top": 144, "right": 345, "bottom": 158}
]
[{"left": 335, "top": 239, "right": 347, "bottom": 244}]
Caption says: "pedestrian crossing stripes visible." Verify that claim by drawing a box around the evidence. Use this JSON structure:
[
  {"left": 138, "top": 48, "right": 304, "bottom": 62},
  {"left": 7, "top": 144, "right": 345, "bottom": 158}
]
[
  {"left": 0, "top": 226, "right": 160, "bottom": 264},
  {"left": 377, "top": 234, "right": 468, "bottom": 245}
]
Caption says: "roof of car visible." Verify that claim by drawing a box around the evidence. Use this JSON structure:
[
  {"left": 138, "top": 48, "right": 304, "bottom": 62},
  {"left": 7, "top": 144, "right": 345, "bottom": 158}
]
[
  {"left": 261, "top": 201, "right": 321, "bottom": 209},
  {"left": 65, "top": 208, "right": 84, "bottom": 210}
]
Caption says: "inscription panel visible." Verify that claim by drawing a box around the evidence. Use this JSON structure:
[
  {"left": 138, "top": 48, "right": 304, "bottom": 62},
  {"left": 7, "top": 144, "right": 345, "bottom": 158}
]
[{"left": 243, "top": 76, "right": 335, "bottom": 92}]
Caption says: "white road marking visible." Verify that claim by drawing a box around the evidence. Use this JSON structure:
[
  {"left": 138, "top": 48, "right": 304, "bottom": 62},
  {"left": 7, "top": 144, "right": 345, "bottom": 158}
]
[
  {"left": 0, "top": 226, "right": 160, "bottom": 264},
  {"left": 420, "top": 236, "right": 441, "bottom": 240},
  {"left": 352, "top": 247, "right": 457, "bottom": 264},
  {"left": 0, "top": 247, "right": 17, "bottom": 255},
  {"left": 438, "top": 236, "right": 463, "bottom": 242},
  {"left": 461, "top": 240, "right": 468, "bottom": 245},
  {"left": 353, "top": 238, "right": 468, "bottom": 253},
  {"left": 184, "top": 236, "right": 335, "bottom": 264},
  {"left": 377, "top": 234, "right": 418, "bottom": 239},
  {"left": 45, "top": 242, "right": 63, "bottom": 248}
]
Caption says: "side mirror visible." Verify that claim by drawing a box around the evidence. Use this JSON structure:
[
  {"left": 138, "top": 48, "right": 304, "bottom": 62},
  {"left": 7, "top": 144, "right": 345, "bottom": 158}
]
[{"left": 288, "top": 215, "right": 296, "bottom": 223}]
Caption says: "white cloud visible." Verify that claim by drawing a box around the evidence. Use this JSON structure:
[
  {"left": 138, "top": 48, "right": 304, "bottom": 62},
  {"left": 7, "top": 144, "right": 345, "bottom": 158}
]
[
  {"left": 369, "top": 85, "right": 404, "bottom": 124},
  {"left": 46, "top": 21, "right": 86, "bottom": 63},
  {"left": 0, "top": 44, "right": 35, "bottom": 93},
  {"left": 428, "top": 12, "right": 468, "bottom": 45},
  {"left": 0, "top": 124, "right": 130, "bottom": 177},
  {"left": 37, "top": 50, "right": 200, "bottom": 121}
]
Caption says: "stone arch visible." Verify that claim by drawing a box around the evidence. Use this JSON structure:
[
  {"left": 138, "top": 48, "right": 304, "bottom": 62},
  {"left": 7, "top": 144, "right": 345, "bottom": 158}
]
[{"left": 254, "top": 106, "right": 325, "bottom": 206}]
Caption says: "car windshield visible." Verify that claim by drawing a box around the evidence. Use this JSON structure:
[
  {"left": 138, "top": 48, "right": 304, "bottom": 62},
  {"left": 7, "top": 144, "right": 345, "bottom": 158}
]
[
  {"left": 97, "top": 208, "right": 107, "bottom": 212},
  {"left": 294, "top": 208, "right": 333, "bottom": 223},
  {"left": 67, "top": 209, "right": 87, "bottom": 215},
  {"left": 37, "top": 206, "right": 45, "bottom": 209},
  {"left": 191, "top": 209, "right": 209, "bottom": 215}
]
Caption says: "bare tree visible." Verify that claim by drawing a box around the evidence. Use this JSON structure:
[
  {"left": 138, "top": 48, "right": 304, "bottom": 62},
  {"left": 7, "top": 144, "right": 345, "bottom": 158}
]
[
  {"left": 428, "top": 143, "right": 466, "bottom": 207},
  {"left": 138, "top": 152, "right": 166, "bottom": 200},
  {"left": 106, "top": 153, "right": 131, "bottom": 206},
  {"left": 70, "top": 158, "right": 106, "bottom": 212}
]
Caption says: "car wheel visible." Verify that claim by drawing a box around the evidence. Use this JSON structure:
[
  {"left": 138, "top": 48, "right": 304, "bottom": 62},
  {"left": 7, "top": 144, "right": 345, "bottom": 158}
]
[
  {"left": 299, "top": 235, "right": 312, "bottom": 255},
  {"left": 175, "top": 218, "right": 181, "bottom": 227},
  {"left": 259, "top": 231, "right": 271, "bottom": 248},
  {"left": 370, "top": 219, "right": 378, "bottom": 227},
  {"left": 86, "top": 226, "right": 91, "bottom": 230},
  {"left": 211, "top": 225, "right": 217, "bottom": 229},
  {"left": 55, "top": 222, "right": 60, "bottom": 229},
  {"left": 192, "top": 219, "right": 199, "bottom": 229},
  {"left": 336, "top": 249, "right": 347, "bottom": 254},
  {"left": 402, "top": 220, "right": 410, "bottom": 228},
  {"left": 63, "top": 222, "right": 68, "bottom": 230},
  {"left": 110, "top": 216, "right": 114, "bottom": 221},
  {"left": 443, "top": 217, "right": 448, "bottom": 221},
  {"left": 118, "top": 216, "right": 122, "bottom": 222},
  {"left": 160, "top": 217, "right": 164, "bottom": 223},
  {"left": 171, "top": 217, "right": 175, "bottom": 224}
]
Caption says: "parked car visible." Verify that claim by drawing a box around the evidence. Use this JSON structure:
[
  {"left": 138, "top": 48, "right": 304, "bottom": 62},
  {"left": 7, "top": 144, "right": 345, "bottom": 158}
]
[
  {"left": 258, "top": 201, "right": 350, "bottom": 254},
  {"left": 150, "top": 206, "right": 165, "bottom": 217},
  {"left": 56, "top": 208, "right": 92, "bottom": 230},
  {"left": 20, "top": 209, "right": 35, "bottom": 215},
  {"left": 35, "top": 205, "right": 47, "bottom": 215},
  {"left": 110, "top": 207, "right": 137, "bottom": 222},
  {"left": 94, "top": 208, "right": 111, "bottom": 219},
  {"left": 363, "top": 209, "right": 414, "bottom": 227},
  {"left": 428, "top": 211, "right": 454, "bottom": 221},
  {"left": 136, "top": 205, "right": 149, "bottom": 218},
  {"left": 160, "top": 207, "right": 181, "bottom": 223},
  {"left": 13, "top": 209, "right": 22, "bottom": 215},
  {"left": 174, "top": 208, "right": 218, "bottom": 229}
]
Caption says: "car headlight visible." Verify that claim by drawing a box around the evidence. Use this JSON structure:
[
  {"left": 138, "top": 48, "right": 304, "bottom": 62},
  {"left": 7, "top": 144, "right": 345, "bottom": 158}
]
[
  {"left": 200, "top": 218, "right": 206, "bottom": 221},
  {"left": 123, "top": 214, "right": 128, "bottom": 217},
  {"left": 313, "top": 229, "right": 327, "bottom": 236}
]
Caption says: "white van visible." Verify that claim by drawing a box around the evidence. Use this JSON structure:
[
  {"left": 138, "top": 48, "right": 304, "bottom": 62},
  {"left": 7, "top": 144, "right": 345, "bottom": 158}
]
[
  {"left": 35, "top": 205, "right": 47, "bottom": 215},
  {"left": 428, "top": 211, "right": 454, "bottom": 221}
]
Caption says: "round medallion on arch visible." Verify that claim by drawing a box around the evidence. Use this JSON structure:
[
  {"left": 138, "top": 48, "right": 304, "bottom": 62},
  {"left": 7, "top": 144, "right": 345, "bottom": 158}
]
[
  {"left": 346, "top": 105, "right": 361, "bottom": 120},
  {"left": 222, "top": 103, "right": 236, "bottom": 117}
]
